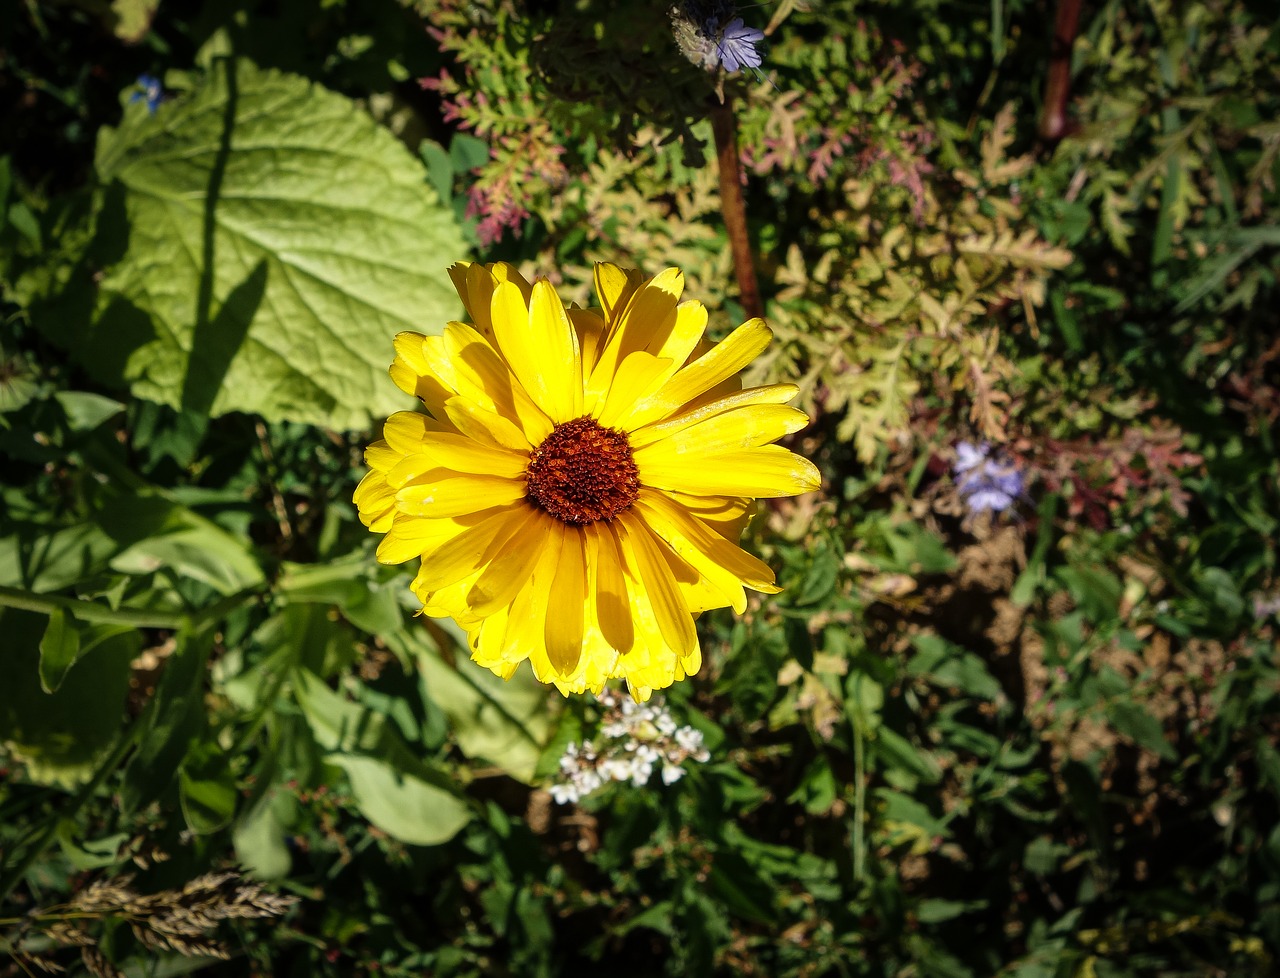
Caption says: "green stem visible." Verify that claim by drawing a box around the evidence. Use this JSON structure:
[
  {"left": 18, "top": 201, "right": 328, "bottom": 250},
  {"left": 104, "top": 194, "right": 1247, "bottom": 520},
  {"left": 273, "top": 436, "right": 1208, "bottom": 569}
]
[
  {"left": 0, "top": 584, "right": 265, "bottom": 631},
  {"left": 0, "top": 585, "right": 185, "bottom": 629},
  {"left": 852, "top": 719, "right": 866, "bottom": 882}
]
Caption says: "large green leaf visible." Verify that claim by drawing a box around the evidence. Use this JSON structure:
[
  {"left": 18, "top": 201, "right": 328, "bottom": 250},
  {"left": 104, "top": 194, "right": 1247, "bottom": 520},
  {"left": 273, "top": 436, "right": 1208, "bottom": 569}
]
[{"left": 84, "top": 58, "right": 465, "bottom": 429}]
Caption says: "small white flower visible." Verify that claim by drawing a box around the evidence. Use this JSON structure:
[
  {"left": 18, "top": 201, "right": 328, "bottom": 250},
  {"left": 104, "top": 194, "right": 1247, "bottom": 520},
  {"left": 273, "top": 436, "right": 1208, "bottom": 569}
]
[
  {"left": 661, "top": 763, "right": 686, "bottom": 785},
  {"left": 675, "top": 727, "right": 704, "bottom": 752},
  {"left": 550, "top": 782, "right": 579, "bottom": 805}
]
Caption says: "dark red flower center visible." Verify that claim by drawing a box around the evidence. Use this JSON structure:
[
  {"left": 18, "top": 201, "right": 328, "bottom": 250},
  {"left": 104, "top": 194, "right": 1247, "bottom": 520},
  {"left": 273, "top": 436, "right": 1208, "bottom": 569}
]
[{"left": 526, "top": 417, "right": 639, "bottom": 525}]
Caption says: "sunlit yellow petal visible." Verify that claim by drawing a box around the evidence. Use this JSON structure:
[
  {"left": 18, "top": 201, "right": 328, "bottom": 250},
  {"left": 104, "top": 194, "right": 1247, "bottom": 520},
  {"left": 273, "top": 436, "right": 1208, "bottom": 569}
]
[
  {"left": 593, "top": 261, "right": 643, "bottom": 323},
  {"left": 545, "top": 529, "right": 587, "bottom": 675},
  {"left": 527, "top": 279, "right": 583, "bottom": 421},
  {"left": 594, "top": 352, "right": 673, "bottom": 428},
  {"left": 444, "top": 321, "right": 554, "bottom": 443},
  {"left": 628, "top": 319, "right": 773, "bottom": 428},
  {"left": 617, "top": 513, "right": 697, "bottom": 657},
  {"left": 639, "top": 444, "right": 822, "bottom": 497},
  {"left": 413, "top": 506, "right": 531, "bottom": 592},
  {"left": 588, "top": 268, "right": 683, "bottom": 405},
  {"left": 628, "top": 384, "right": 800, "bottom": 449},
  {"left": 396, "top": 473, "right": 526, "bottom": 517},
  {"left": 443, "top": 396, "right": 532, "bottom": 452},
  {"left": 633, "top": 405, "right": 810, "bottom": 468}
]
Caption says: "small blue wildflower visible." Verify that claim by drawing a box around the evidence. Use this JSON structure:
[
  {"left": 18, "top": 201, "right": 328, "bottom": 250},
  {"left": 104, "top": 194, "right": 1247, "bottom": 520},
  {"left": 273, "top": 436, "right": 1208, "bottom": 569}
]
[
  {"left": 670, "top": 2, "right": 768, "bottom": 76},
  {"left": 954, "top": 441, "right": 1025, "bottom": 515},
  {"left": 130, "top": 74, "right": 164, "bottom": 114},
  {"left": 713, "top": 16, "right": 765, "bottom": 73}
]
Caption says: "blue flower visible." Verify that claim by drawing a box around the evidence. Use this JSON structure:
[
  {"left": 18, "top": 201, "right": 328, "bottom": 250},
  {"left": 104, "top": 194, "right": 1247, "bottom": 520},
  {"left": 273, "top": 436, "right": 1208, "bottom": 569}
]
[
  {"left": 954, "top": 441, "right": 1025, "bottom": 515},
  {"left": 670, "top": 2, "right": 767, "bottom": 75},
  {"left": 130, "top": 74, "right": 164, "bottom": 114},
  {"left": 712, "top": 16, "right": 765, "bottom": 73}
]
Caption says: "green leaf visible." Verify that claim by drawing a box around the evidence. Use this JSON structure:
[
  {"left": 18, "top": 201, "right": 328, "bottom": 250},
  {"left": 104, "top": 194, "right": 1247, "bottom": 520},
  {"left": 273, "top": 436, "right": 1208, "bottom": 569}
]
[
  {"left": 81, "top": 58, "right": 466, "bottom": 430},
  {"left": 410, "top": 632, "right": 551, "bottom": 784},
  {"left": 54, "top": 390, "right": 125, "bottom": 431},
  {"left": 121, "top": 628, "right": 213, "bottom": 813},
  {"left": 38, "top": 608, "right": 82, "bottom": 693},
  {"left": 916, "top": 898, "right": 984, "bottom": 924},
  {"left": 327, "top": 753, "right": 471, "bottom": 847},
  {"left": 100, "top": 493, "right": 265, "bottom": 595},
  {"left": 0, "top": 609, "right": 137, "bottom": 787},
  {"left": 179, "top": 739, "right": 238, "bottom": 834},
  {"left": 293, "top": 667, "right": 472, "bottom": 844},
  {"left": 233, "top": 790, "right": 295, "bottom": 880},
  {"left": 1107, "top": 701, "right": 1176, "bottom": 761}
]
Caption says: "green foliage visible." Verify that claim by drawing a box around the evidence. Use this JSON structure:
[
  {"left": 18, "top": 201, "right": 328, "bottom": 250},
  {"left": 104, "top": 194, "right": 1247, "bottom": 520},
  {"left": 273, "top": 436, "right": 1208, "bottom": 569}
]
[{"left": 1, "top": 0, "right": 1279, "bottom": 976}]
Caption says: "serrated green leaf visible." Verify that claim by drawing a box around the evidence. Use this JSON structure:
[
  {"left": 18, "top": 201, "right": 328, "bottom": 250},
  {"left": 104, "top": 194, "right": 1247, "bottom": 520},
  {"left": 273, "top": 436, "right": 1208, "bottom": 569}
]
[{"left": 82, "top": 59, "right": 465, "bottom": 429}]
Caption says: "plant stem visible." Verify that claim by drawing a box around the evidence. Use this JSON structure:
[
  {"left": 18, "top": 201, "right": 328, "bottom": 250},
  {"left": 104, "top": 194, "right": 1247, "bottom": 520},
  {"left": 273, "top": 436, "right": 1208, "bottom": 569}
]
[
  {"left": 0, "top": 583, "right": 264, "bottom": 631},
  {"left": 710, "top": 95, "right": 763, "bottom": 321},
  {"left": 0, "top": 585, "right": 185, "bottom": 629},
  {"left": 1039, "top": 0, "right": 1082, "bottom": 142}
]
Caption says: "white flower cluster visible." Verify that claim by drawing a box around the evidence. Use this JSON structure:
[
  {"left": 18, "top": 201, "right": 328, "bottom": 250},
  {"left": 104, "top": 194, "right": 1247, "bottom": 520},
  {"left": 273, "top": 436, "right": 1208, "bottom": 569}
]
[{"left": 549, "top": 690, "right": 711, "bottom": 805}]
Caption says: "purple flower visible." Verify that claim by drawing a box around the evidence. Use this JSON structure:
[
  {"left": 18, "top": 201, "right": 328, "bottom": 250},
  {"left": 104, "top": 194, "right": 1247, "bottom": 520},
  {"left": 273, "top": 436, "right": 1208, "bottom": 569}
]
[
  {"left": 130, "top": 74, "right": 164, "bottom": 114},
  {"left": 953, "top": 441, "right": 1024, "bottom": 514},
  {"left": 670, "top": 3, "right": 767, "bottom": 75},
  {"left": 714, "top": 17, "right": 765, "bottom": 73}
]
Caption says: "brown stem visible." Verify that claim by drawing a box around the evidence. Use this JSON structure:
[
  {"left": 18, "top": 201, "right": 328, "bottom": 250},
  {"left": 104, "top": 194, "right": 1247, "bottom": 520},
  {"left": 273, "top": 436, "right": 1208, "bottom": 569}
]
[
  {"left": 1038, "top": 0, "right": 1082, "bottom": 143},
  {"left": 710, "top": 96, "right": 763, "bottom": 321}
]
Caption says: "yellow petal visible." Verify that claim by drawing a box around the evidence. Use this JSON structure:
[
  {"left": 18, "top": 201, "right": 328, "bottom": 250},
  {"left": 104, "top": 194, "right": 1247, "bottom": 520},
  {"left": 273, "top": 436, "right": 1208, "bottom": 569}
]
[
  {"left": 504, "top": 521, "right": 566, "bottom": 683},
  {"left": 354, "top": 470, "right": 396, "bottom": 531},
  {"left": 638, "top": 444, "right": 821, "bottom": 497},
  {"left": 592, "top": 523, "right": 634, "bottom": 655},
  {"left": 466, "top": 506, "right": 554, "bottom": 616},
  {"left": 617, "top": 513, "right": 697, "bottom": 657},
  {"left": 413, "top": 506, "right": 532, "bottom": 591},
  {"left": 634, "top": 404, "right": 810, "bottom": 466},
  {"left": 588, "top": 268, "right": 683, "bottom": 406},
  {"left": 594, "top": 352, "right": 673, "bottom": 428},
  {"left": 376, "top": 513, "right": 478, "bottom": 565},
  {"left": 396, "top": 473, "right": 527, "bottom": 517},
  {"left": 628, "top": 384, "right": 800, "bottom": 450},
  {"left": 393, "top": 331, "right": 432, "bottom": 376},
  {"left": 570, "top": 308, "right": 606, "bottom": 375},
  {"left": 545, "top": 528, "right": 586, "bottom": 675},
  {"left": 443, "top": 396, "right": 532, "bottom": 452},
  {"left": 593, "top": 261, "right": 643, "bottom": 323},
  {"left": 630, "top": 319, "right": 773, "bottom": 426},
  {"left": 363, "top": 439, "right": 399, "bottom": 472},
  {"left": 387, "top": 442, "right": 525, "bottom": 487},
  {"left": 527, "top": 279, "right": 583, "bottom": 421},
  {"left": 382, "top": 411, "right": 452, "bottom": 454},
  {"left": 444, "top": 321, "right": 554, "bottom": 443},
  {"left": 489, "top": 282, "right": 546, "bottom": 419},
  {"left": 635, "top": 489, "right": 781, "bottom": 601}
]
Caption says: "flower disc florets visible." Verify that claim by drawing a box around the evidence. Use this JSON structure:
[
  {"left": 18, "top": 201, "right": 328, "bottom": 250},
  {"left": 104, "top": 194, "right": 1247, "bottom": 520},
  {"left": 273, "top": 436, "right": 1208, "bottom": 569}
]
[{"left": 526, "top": 417, "right": 639, "bottom": 525}]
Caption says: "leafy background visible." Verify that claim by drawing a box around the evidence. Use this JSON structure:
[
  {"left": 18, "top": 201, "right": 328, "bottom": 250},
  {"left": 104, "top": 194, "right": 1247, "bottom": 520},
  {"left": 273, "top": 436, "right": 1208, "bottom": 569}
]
[{"left": 1, "top": 0, "right": 1278, "bottom": 975}]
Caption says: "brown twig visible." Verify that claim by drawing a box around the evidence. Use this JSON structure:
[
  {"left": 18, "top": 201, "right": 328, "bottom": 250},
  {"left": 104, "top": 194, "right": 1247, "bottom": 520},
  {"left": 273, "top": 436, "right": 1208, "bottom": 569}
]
[
  {"left": 1038, "top": 0, "right": 1082, "bottom": 143},
  {"left": 710, "top": 95, "right": 764, "bottom": 321}
]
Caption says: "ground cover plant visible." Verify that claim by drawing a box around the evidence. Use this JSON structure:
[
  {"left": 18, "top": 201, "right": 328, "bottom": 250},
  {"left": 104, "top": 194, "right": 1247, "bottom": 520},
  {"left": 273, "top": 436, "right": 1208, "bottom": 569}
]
[{"left": 1, "top": 0, "right": 1278, "bottom": 975}]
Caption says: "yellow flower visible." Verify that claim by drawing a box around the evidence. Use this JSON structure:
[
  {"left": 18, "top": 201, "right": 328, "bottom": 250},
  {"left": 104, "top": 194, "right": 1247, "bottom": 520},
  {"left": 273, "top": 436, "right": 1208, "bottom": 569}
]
[{"left": 355, "top": 261, "right": 819, "bottom": 700}]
